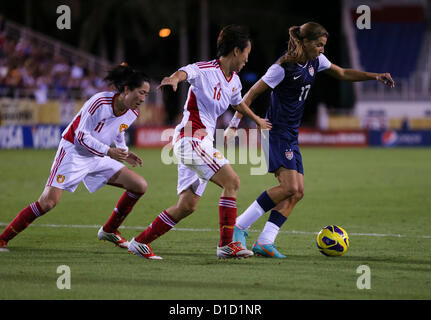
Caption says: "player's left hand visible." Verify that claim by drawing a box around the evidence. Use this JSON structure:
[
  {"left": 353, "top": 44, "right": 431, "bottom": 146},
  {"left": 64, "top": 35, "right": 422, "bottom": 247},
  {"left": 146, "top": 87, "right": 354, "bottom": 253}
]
[
  {"left": 257, "top": 117, "right": 272, "bottom": 131},
  {"left": 125, "top": 151, "right": 143, "bottom": 167},
  {"left": 377, "top": 73, "right": 395, "bottom": 88}
]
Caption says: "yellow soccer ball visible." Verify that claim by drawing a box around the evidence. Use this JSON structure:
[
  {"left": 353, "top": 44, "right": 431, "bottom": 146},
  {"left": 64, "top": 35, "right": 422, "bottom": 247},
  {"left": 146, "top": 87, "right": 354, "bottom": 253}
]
[{"left": 316, "top": 225, "right": 349, "bottom": 256}]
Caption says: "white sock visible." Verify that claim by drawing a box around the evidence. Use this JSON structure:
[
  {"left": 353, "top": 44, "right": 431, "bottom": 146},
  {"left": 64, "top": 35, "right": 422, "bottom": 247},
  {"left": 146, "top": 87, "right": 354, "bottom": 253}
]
[
  {"left": 235, "top": 200, "right": 266, "bottom": 230},
  {"left": 257, "top": 221, "right": 279, "bottom": 245}
]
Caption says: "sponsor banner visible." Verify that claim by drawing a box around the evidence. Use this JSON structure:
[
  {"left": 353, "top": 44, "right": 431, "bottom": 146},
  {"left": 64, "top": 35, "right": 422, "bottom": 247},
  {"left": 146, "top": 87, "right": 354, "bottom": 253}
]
[
  {"left": 0, "top": 98, "right": 64, "bottom": 125},
  {"left": 369, "top": 130, "right": 431, "bottom": 147},
  {"left": 0, "top": 125, "right": 65, "bottom": 149},
  {"left": 135, "top": 126, "right": 174, "bottom": 148},
  {"left": 298, "top": 129, "right": 368, "bottom": 146},
  {"left": 135, "top": 127, "right": 368, "bottom": 148},
  {"left": 0, "top": 125, "right": 137, "bottom": 149},
  {"left": 0, "top": 99, "right": 37, "bottom": 125}
]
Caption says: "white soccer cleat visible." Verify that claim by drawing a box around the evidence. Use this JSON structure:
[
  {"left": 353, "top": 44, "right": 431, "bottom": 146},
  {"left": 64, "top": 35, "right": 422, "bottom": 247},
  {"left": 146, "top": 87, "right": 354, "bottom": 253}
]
[
  {"left": 128, "top": 238, "right": 163, "bottom": 260},
  {"left": 97, "top": 226, "right": 129, "bottom": 249},
  {"left": 217, "top": 241, "right": 254, "bottom": 259},
  {"left": 0, "top": 240, "right": 9, "bottom": 252}
]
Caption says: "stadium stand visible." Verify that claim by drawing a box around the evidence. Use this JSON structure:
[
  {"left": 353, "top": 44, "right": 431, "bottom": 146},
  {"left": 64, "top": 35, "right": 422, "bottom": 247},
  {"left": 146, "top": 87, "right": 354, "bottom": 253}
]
[
  {"left": 0, "top": 15, "right": 112, "bottom": 102},
  {"left": 345, "top": 0, "right": 430, "bottom": 101}
]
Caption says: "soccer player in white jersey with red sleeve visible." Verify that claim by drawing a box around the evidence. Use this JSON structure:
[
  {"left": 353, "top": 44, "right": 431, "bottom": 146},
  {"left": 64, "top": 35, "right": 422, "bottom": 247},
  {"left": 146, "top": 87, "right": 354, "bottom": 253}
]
[
  {"left": 128, "top": 25, "right": 271, "bottom": 259},
  {"left": 0, "top": 63, "right": 153, "bottom": 253}
]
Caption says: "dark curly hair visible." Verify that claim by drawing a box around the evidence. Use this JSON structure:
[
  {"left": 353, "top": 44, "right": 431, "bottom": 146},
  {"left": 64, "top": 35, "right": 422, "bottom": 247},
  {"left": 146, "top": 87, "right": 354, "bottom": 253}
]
[{"left": 104, "top": 62, "right": 150, "bottom": 93}]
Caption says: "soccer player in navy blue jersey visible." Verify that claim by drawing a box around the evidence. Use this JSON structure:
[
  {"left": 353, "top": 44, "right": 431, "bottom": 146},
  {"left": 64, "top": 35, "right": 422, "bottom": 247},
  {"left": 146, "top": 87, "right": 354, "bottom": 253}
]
[{"left": 225, "top": 22, "right": 395, "bottom": 258}]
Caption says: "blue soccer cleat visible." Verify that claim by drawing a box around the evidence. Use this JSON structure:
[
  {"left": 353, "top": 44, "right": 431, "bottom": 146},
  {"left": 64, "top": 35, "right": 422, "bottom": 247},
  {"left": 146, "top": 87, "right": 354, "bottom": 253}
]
[
  {"left": 233, "top": 225, "right": 249, "bottom": 250},
  {"left": 252, "top": 241, "right": 286, "bottom": 259}
]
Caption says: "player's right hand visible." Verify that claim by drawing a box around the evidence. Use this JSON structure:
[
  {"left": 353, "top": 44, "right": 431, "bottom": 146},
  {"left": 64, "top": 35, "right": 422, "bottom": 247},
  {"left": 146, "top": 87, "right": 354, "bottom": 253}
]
[
  {"left": 158, "top": 77, "right": 179, "bottom": 92},
  {"left": 107, "top": 148, "right": 128, "bottom": 162}
]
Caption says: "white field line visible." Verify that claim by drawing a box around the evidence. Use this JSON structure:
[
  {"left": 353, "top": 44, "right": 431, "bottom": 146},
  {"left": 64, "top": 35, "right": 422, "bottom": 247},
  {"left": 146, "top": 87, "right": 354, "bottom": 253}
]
[{"left": 1, "top": 222, "right": 430, "bottom": 239}]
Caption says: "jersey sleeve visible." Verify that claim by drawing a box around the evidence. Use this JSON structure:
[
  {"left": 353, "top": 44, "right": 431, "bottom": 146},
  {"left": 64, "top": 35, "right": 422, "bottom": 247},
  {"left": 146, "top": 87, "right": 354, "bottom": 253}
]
[
  {"left": 114, "top": 132, "right": 128, "bottom": 153},
  {"left": 179, "top": 63, "right": 201, "bottom": 86},
  {"left": 74, "top": 100, "right": 110, "bottom": 157},
  {"left": 317, "top": 54, "right": 331, "bottom": 72},
  {"left": 261, "top": 64, "right": 285, "bottom": 89}
]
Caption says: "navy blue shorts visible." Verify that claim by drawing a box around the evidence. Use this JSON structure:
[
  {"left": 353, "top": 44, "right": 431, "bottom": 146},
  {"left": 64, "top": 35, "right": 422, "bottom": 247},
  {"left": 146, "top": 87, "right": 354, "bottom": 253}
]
[{"left": 265, "top": 133, "right": 303, "bottom": 174}]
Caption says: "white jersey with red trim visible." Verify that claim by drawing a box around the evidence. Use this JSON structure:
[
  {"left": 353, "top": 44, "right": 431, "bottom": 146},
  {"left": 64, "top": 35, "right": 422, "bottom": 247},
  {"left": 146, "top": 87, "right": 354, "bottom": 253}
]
[
  {"left": 174, "top": 59, "right": 243, "bottom": 142},
  {"left": 62, "top": 91, "right": 138, "bottom": 157}
]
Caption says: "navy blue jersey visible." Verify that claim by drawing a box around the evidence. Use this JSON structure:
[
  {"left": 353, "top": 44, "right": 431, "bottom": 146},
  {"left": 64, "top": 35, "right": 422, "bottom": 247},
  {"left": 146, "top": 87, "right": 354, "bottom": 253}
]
[{"left": 262, "top": 54, "right": 331, "bottom": 141}]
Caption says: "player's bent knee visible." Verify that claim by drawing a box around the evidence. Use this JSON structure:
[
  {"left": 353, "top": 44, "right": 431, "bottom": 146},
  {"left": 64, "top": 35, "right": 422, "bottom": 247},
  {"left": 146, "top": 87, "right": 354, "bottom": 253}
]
[
  {"left": 296, "top": 189, "right": 305, "bottom": 201},
  {"left": 224, "top": 175, "right": 240, "bottom": 193},
  {"left": 134, "top": 178, "right": 148, "bottom": 194},
  {"left": 232, "top": 175, "right": 240, "bottom": 192},
  {"left": 183, "top": 202, "right": 197, "bottom": 215},
  {"left": 38, "top": 197, "right": 58, "bottom": 212},
  {"left": 280, "top": 184, "right": 299, "bottom": 199}
]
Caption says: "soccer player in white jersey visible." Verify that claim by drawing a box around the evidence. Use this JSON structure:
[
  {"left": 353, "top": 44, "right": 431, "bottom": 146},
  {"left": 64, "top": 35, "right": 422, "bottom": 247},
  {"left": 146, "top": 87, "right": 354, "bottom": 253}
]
[
  {"left": 0, "top": 63, "right": 153, "bottom": 253},
  {"left": 225, "top": 22, "right": 395, "bottom": 258},
  {"left": 128, "top": 25, "right": 271, "bottom": 259}
]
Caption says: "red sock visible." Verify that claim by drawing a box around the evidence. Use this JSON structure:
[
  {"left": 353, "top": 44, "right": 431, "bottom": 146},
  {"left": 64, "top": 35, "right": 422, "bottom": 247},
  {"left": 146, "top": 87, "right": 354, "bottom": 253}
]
[
  {"left": 0, "top": 202, "right": 45, "bottom": 242},
  {"left": 103, "top": 191, "right": 143, "bottom": 233},
  {"left": 219, "top": 197, "right": 237, "bottom": 247},
  {"left": 135, "top": 210, "right": 177, "bottom": 244}
]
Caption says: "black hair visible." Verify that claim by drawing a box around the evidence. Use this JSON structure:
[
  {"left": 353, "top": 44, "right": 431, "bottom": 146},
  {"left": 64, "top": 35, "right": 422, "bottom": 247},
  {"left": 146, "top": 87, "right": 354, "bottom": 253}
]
[
  {"left": 216, "top": 25, "right": 251, "bottom": 58},
  {"left": 104, "top": 63, "right": 150, "bottom": 93}
]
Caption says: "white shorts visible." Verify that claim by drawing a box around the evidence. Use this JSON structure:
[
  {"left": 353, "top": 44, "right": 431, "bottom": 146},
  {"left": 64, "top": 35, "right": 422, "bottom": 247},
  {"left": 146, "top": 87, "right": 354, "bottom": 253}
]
[
  {"left": 173, "top": 137, "right": 228, "bottom": 196},
  {"left": 46, "top": 139, "right": 125, "bottom": 193}
]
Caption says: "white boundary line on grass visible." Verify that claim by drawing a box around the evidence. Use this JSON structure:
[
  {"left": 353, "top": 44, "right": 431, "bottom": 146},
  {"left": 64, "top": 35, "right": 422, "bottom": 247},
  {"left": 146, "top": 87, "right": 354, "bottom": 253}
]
[{"left": 1, "top": 222, "right": 430, "bottom": 239}]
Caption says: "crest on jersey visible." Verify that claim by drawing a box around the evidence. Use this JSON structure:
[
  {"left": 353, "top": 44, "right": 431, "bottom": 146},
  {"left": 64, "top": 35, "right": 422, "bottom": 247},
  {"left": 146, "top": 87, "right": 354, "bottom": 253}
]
[
  {"left": 213, "top": 151, "right": 223, "bottom": 160},
  {"left": 285, "top": 149, "right": 294, "bottom": 161},
  {"left": 232, "top": 87, "right": 235, "bottom": 93},
  {"left": 308, "top": 65, "right": 315, "bottom": 76},
  {"left": 56, "top": 175, "right": 65, "bottom": 183},
  {"left": 119, "top": 124, "right": 128, "bottom": 133}
]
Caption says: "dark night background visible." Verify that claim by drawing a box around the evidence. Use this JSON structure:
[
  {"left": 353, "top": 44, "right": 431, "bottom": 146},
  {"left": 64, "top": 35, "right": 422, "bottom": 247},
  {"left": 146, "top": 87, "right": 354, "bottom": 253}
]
[{"left": 0, "top": 0, "right": 352, "bottom": 126}]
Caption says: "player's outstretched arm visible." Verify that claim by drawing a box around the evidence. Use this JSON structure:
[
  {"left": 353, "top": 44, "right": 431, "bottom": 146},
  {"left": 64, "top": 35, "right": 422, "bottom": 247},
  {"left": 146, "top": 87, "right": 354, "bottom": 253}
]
[
  {"left": 325, "top": 63, "right": 395, "bottom": 88},
  {"left": 225, "top": 79, "right": 270, "bottom": 140},
  {"left": 232, "top": 100, "right": 272, "bottom": 131},
  {"left": 157, "top": 70, "right": 188, "bottom": 92}
]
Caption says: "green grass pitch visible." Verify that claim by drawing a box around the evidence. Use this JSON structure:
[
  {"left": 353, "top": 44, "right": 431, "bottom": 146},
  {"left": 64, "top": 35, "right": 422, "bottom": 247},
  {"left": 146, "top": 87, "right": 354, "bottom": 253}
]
[{"left": 0, "top": 147, "right": 430, "bottom": 300}]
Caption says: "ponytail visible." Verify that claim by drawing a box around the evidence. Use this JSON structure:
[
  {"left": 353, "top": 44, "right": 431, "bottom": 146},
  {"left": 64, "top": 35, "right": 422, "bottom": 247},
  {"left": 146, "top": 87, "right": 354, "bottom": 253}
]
[
  {"left": 282, "top": 22, "right": 329, "bottom": 64},
  {"left": 104, "top": 63, "right": 150, "bottom": 93},
  {"left": 284, "top": 26, "right": 303, "bottom": 63}
]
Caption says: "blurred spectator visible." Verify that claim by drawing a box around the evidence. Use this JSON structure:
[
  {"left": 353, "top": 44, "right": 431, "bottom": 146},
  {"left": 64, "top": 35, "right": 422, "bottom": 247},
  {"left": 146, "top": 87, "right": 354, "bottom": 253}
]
[{"left": 0, "top": 23, "right": 111, "bottom": 102}]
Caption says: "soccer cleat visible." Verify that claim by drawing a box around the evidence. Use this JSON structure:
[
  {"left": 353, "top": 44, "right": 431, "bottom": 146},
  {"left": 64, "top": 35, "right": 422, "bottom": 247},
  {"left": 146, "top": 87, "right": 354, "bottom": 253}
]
[
  {"left": 217, "top": 241, "right": 254, "bottom": 259},
  {"left": 252, "top": 241, "right": 286, "bottom": 258},
  {"left": 128, "top": 238, "right": 162, "bottom": 260},
  {"left": 233, "top": 225, "right": 249, "bottom": 250},
  {"left": 0, "top": 239, "right": 9, "bottom": 252},
  {"left": 97, "top": 226, "right": 129, "bottom": 249}
]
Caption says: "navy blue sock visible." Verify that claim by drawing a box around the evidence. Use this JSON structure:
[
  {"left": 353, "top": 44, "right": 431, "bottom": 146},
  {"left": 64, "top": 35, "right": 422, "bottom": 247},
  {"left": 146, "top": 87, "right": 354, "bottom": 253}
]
[
  {"left": 256, "top": 191, "right": 276, "bottom": 212},
  {"left": 268, "top": 210, "right": 287, "bottom": 228}
]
